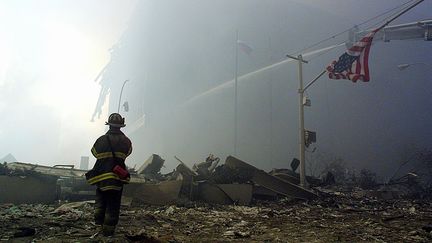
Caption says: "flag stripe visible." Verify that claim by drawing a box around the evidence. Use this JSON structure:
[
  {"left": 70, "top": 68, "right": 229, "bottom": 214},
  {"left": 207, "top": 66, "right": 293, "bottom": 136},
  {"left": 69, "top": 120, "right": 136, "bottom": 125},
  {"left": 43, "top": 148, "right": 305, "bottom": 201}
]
[{"left": 362, "top": 40, "right": 372, "bottom": 81}]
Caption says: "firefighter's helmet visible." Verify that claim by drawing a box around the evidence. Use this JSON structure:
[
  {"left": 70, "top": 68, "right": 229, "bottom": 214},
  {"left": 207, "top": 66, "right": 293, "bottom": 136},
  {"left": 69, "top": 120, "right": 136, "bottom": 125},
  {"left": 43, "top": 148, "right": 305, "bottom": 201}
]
[{"left": 105, "top": 113, "right": 126, "bottom": 127}]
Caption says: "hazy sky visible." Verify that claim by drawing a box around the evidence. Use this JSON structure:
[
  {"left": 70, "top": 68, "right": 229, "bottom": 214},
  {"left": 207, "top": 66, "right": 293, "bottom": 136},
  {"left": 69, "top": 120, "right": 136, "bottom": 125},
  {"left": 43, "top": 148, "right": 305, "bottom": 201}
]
[{"left": 0, "top": 0, "right": 137, "bottom": 165}]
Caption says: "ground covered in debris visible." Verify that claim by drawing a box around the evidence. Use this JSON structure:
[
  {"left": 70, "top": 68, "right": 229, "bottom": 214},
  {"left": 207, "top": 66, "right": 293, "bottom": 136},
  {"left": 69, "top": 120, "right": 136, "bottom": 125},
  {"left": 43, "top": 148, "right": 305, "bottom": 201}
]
[{"left": 2, "top": 191, "right": 432, "bottom": 243}]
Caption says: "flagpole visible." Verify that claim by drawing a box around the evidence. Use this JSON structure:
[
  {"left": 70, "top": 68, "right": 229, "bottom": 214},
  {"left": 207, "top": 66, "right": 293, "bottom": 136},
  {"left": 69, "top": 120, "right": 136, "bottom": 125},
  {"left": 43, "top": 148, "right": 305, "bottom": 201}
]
[
  {"left": 268, "top": 37, "right": 273, "bottom": 164},
  {"left": 375, "top": 0, "right": 424, "bottom": 32},
  {"left": 234, "top": 29, "right": 239, "bottom": 156}
]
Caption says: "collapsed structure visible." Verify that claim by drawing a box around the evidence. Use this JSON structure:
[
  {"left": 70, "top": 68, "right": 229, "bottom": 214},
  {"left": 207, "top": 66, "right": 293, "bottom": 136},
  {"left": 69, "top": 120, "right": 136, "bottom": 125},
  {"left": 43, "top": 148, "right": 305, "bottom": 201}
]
[
  {"left": 2, "top": 152, "right": 427, "bottom": 206},
  {"left": 0, "top": 155, "right": 317, "bottom": 205},
  {"left": 1, "top": 155, "right": 430, "bottom": 241}
]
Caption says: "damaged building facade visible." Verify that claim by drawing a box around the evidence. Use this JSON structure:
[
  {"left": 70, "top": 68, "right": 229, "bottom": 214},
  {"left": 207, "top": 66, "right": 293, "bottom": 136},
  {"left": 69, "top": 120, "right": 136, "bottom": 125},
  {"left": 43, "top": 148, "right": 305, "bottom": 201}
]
[{"left": 91, "top": 0, "right": 321, "bottom": 170}]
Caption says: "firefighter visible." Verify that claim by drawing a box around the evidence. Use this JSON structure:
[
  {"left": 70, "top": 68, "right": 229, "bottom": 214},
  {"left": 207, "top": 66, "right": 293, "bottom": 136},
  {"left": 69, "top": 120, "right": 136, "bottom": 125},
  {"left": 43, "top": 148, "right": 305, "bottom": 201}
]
[{"left": 85, "top": 113, "right": 132, "bottom": 236}]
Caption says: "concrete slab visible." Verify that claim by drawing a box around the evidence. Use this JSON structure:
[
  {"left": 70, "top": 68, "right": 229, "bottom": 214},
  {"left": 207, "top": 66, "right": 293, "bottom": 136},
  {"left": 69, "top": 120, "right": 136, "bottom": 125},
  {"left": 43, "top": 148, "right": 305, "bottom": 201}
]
[
  {"left": 137, "top": 154, "right": 164, "bottom": 175},
  {"left": 253, "top": 185, "right": 279, "bottom": 200},
  {"left": 225, "top": 156, "right": 317, "bottom": 200},
  {"left": 271, "top": 172, "right": 300, "bottom": 185},
  {"left": 7, "top": 162, "right": 86, "bottom": 177},
  {"left": 123, "top": 180, "right": 182, "bottom": 205},
  {"left": 198, "top": 183, "right": 252, "bottom": 205},
  {"left": 218, "top": 184, "right": 252, "bottom": 205},
  {"left": 197, "top": 183, "right": 233, "bottom": 204}
]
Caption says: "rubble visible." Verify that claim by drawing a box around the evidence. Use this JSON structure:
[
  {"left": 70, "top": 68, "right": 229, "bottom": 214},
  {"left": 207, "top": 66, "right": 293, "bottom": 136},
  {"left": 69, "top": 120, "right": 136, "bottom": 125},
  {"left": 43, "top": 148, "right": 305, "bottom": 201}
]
[
  {"left": 2, "top": 149, "right": 432, "bottom": 242},
  {"left": 2, "top": 154, "right": 430, "bottom": 209},
  {"left": 13, "top": 227, "right": 36, "bottom": 238},
  {"left": 1, "top": 191, "right": 432, "bottom": 242},
  {"left": 2, "top": 153, "right": 432, "bottom": 241},
  {"left": 2, "top": 154, "right": 432, "bottom": 242}
]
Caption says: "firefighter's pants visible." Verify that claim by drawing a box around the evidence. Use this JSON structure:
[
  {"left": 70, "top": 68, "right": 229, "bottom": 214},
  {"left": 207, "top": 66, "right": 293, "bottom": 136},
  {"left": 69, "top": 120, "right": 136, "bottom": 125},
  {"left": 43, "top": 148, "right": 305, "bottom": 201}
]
[{"left": 94, "top": 188, "right": 122, "bottom": 231}]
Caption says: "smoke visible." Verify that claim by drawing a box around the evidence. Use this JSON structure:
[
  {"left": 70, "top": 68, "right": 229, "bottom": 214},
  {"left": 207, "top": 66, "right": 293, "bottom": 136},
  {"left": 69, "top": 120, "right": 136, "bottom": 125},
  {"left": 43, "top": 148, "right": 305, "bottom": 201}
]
[
  {"left": 0, "top": 0, "right": 136, "bottom": 166},
  {"left": 1, "top": 0, "right": 431, "bottom": 179}
]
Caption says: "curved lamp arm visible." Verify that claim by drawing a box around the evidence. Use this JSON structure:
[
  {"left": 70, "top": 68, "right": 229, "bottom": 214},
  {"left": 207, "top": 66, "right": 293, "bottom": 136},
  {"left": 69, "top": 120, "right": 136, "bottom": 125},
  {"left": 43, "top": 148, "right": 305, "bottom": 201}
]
[
  {"left": 118, "top": 79, "right": 129, "bottom": 113},
  {"left": 397, "top": 62, "right": 432, "bottom": 71}
]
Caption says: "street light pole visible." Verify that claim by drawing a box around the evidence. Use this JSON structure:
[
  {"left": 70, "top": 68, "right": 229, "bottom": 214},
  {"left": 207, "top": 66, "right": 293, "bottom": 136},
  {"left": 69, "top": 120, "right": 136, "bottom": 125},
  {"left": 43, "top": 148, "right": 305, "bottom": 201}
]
[
  {"left": 297, "top": 55, "right": 307, "bottom": 188},
  {"left": 287, "top": 54, "right": 327, "bottom": 188},
  {"left": 118, "top": 79, "right": 129, "bottom": 113},
  {"left": 287, "top": 54, "right": 308, "bottom": 188}
]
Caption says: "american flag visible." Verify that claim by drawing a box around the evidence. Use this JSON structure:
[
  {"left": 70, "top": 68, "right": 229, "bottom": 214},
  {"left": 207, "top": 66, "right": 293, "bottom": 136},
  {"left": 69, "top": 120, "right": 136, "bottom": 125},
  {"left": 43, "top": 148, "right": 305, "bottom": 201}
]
[
  {"left": 237, "top": 40, "right": 253, "bottom": 55},
  {"left": 326, "top": 29, "right": 379, "bottom": 82}
]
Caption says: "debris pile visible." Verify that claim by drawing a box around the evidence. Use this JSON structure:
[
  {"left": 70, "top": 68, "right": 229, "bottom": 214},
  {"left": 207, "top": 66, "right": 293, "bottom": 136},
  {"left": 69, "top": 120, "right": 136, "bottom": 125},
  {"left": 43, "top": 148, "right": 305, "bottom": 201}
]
[
  {"left": 2, "top": 153, "right": 432, "bottom": 241},
  {"left": 2, "top": 191, "right": 432, "bottom": 242},
  {"left": 2, "top": 154, "right": 431, "bottom": 206},
  {"left": 127, "top": 154, "right": 318, "bottom": 205}
]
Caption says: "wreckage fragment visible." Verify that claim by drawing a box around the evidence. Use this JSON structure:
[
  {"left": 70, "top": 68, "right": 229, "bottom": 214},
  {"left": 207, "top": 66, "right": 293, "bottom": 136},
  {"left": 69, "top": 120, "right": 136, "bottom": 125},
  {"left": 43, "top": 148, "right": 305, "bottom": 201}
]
[
  {"left": 0, "top": 174, "right": 58, "bottom": 204},
  {"left": 197, "top": 182, "right": 253, "bottom": 205},
  {"left": 1, "top": 163, "right": 96, "bottom": 203},
  {"left": 210, "top": 164, "right": 253, "bottom": 184},
  {"left": 269, "top": 168, "right": 322, "bottom": 186},
  {"left": 123, "top": 180, "right": 183, "bottom": 205},
  {"left": 225, "top": 156, "right": 317, "bottom": 200},
  {"left": 137, "top": 154, "right": 165, "bottom": 180},
  {"left": 6, "top": 162, "right": 87, "bottom": 177},
  {"left": 252, "top": 185, "right": 279, "bottom": 200},
  {"left": 269, "top": 169, "right": 299, "bottom": 184},
  {"left": 193, "top": 154, "right": 220, "bottom": 178}
]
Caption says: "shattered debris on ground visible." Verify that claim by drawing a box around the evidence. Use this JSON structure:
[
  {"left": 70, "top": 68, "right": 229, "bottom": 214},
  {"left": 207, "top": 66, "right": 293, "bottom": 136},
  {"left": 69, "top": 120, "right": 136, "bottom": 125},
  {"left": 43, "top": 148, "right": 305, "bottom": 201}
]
[
  {"left": 2, "top": 192, "right": 432, "bottom": 242},
  {"left": 2, "top": 155, "right": 432, "bottom": 242}
]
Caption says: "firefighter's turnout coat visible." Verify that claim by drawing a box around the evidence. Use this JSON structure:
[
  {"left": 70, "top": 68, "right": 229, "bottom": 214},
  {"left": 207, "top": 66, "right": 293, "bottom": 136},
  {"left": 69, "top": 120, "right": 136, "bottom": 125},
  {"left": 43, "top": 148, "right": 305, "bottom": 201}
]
[{"left": 86, "top": 129, "right": 132, "bottom": 191}]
